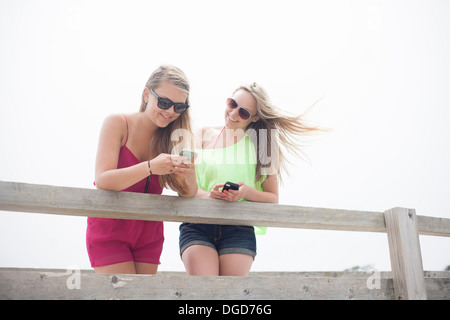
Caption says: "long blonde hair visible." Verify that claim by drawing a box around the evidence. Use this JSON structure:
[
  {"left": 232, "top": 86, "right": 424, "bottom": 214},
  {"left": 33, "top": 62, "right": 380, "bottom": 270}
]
[
  {"left": 141, "top": 65, "right": 193, "bottom": 192},
  {"left": 238, "top": 83, "right": 322, "bottom": 183}
]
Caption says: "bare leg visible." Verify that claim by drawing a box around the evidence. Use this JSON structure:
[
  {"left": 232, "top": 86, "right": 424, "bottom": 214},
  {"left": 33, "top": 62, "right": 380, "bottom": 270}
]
[
  {"left": 94, "top": 261, "right": 136, "bottom": 274},
  {"left": 181, "top": 245, "right": 220, "bottom": 276},
  {"left": 219, "top": 254, "right": 253, "bottom": 276},
  {"left": 135, "top": 262, "right": 158, "bottom": 274}
]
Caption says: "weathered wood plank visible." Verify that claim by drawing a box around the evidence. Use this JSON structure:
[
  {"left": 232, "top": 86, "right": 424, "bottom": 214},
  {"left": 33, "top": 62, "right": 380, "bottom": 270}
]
[
  {"left": 1, "top": 268, "right": 448, "bottom": 300},
  {"left": 384, "top": 208, "right": 427, "bottom": 300},
  {"left": 416, "top": 215, "right": 450, "bottom": 237},
  {"left": 0, "top": 269, "right": 395, "bottom": 300},
  {"left": 0, "top": 180, "right": 385, "bottom": 232},
  {"left": 3, "top": 181, "right": 449, "bottom": 236},
  {"left": 2, "top": 268, "right": 448, "bottom": 279}
]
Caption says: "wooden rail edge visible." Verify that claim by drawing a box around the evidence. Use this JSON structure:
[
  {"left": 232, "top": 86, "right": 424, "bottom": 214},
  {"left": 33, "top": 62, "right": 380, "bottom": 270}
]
[
  {"left": 1, "top": 181, "right": 449, "bottom": 236},
  {"left": 1, "top": 268, "right": 449, "bottom": 300}
]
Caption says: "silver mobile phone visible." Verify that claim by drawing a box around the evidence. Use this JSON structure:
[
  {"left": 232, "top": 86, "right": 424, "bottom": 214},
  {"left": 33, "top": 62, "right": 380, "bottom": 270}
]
[{"left": 179, "top": 148, "right": 196, "bottom": 161}]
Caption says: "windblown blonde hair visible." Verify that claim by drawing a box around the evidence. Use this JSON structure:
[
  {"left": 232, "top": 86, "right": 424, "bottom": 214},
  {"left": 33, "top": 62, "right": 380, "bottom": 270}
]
[
  {"left": 141, "top": 65, "right": 193, "bottom": 192},
  {"left": 238, "top": 83, "right": 322, "bottom": 183}
]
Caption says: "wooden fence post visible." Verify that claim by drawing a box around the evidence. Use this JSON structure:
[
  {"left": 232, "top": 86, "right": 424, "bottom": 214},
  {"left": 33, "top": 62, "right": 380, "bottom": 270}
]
[{"left": 384, "top": 207, "right": 427, "bottom": 300}]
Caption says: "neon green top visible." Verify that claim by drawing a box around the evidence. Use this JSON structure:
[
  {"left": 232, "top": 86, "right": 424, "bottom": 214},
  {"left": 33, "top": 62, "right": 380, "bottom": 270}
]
[{"left": 195, "top": 134, "right": 267, "bottom": 235}]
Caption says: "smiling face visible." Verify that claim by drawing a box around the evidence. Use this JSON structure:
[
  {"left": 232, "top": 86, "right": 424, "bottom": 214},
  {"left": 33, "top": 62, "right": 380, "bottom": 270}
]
[
  {"left": 224, "top": 89, "right": 259, "bottom": 130},
  {"left": 143, "top": 80, "right": 188, "bottom": 128}
]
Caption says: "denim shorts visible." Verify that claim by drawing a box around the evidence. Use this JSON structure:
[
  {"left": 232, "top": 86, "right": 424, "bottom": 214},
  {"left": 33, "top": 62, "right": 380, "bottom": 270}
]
[{"left": 179, "top": 223, "right": 257, "bottom": 259}]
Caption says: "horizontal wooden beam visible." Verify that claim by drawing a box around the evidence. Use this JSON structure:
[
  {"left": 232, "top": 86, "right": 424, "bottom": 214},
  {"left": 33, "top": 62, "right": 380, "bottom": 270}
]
[
  {"left": 0, "top": 181, "right": 385, "bottom": 232},
  {"left": 416, "top": 215, "right": 450, "bottom": 237},
  {"left": 1, "top": 181, "right": 449, "bottom": 236},
  {"left": 0, "top": 268, "right": 394, "bottom": 300},
  {"left": 1, "top": 268, "right": 449, "bottom": 300}
]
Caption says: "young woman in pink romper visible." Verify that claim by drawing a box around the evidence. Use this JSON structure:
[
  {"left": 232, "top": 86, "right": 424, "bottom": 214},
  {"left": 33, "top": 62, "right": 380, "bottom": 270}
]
[{"left": 86, "top": 65, "right": 197, "bottom": 274}]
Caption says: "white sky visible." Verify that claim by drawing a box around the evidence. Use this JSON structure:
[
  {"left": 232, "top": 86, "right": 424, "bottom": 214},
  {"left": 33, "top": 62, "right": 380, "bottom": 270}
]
[{"left": 0, "top": 0, "right": 449, "bottom": 273}]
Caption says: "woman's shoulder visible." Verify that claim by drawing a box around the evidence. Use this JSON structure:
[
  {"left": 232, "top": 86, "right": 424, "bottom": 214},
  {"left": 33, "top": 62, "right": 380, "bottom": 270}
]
[
  {"left": 100, "top": 113, "right": 130, "bottom": 146},
  {"left": 104, "top": 112, "right": 141, "bottom": 127},
  {"left": 201, "top": 125, "right": 222, "bottom": 135},
  {"left": 196, "top": 126, "right": 222, "bottom": 148},
  {"left": 103, "top": 113, "right": 126, "bottom": 125}
]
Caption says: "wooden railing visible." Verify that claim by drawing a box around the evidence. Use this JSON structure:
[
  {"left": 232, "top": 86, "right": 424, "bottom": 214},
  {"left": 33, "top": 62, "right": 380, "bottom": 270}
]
[{"left": 0, "top": 180, "right": 449, "bottom": 300}]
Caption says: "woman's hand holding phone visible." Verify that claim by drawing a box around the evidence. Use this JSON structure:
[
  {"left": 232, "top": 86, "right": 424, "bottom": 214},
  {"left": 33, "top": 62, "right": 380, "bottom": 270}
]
[
  {"left": 148, "top": 151, "right": 195, "bottom": 176},
  {"left": 222, "top": 182, "right": 245, "bottom": 201},
  {"left": 209, "top": 183, "right": 227, "bottom": 200},
  {"left": 208, "top": 181, "right": 245, "bottom": 201},
  {"left": 172, "top": 151, "right": 196, "bottom": 179}
]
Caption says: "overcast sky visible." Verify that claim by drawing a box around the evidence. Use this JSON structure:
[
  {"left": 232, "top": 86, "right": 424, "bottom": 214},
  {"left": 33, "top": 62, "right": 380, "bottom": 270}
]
[{"left": 0, "top": 0, "right": 449, "bottom": 273}]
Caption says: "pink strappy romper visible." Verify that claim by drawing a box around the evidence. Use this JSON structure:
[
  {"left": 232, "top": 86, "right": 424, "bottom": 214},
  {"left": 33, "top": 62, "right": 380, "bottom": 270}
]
[{"left": 86, "top": 115, "right": 164, "bottom": 267}]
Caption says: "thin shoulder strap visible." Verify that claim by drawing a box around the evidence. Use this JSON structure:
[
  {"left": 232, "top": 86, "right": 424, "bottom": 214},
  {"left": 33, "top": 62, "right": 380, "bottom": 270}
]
[
  {"left": 123, "top": 114, "right": 129, "bottom": 145},
  {"left": 211, "top": 126, "right": 225, "bottom": 149}
]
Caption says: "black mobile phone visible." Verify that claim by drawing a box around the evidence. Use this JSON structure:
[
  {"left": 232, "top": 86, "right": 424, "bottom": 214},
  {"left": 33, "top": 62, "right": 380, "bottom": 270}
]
[
  {"left": 179, "top": 148, "right": 196, "bottom": 161},
  {"left": 222, "top": 181, "right": 239, "bottom": 192}
]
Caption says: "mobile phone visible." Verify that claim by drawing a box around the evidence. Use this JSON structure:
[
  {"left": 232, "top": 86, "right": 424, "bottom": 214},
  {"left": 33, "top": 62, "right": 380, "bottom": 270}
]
[
  {"left": 222, "top": 181, "right": 239, "bottom": 192},
  {"left": 179, "top": 148, "right": 196, "bottom": 161}
]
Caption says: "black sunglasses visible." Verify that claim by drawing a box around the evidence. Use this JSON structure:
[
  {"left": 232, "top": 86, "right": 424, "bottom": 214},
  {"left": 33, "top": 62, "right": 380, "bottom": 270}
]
[
  {"left": 226, "top": 98, "right": 256, "bottom": 120},
  {"left": 150, "top": 89, "right": 189, "bottom": 114}
]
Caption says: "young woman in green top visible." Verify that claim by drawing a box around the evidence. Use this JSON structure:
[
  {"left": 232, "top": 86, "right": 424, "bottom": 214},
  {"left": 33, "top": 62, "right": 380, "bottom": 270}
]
[{"left": 179, "top": 82, "right": 320, "bottom": 276}]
